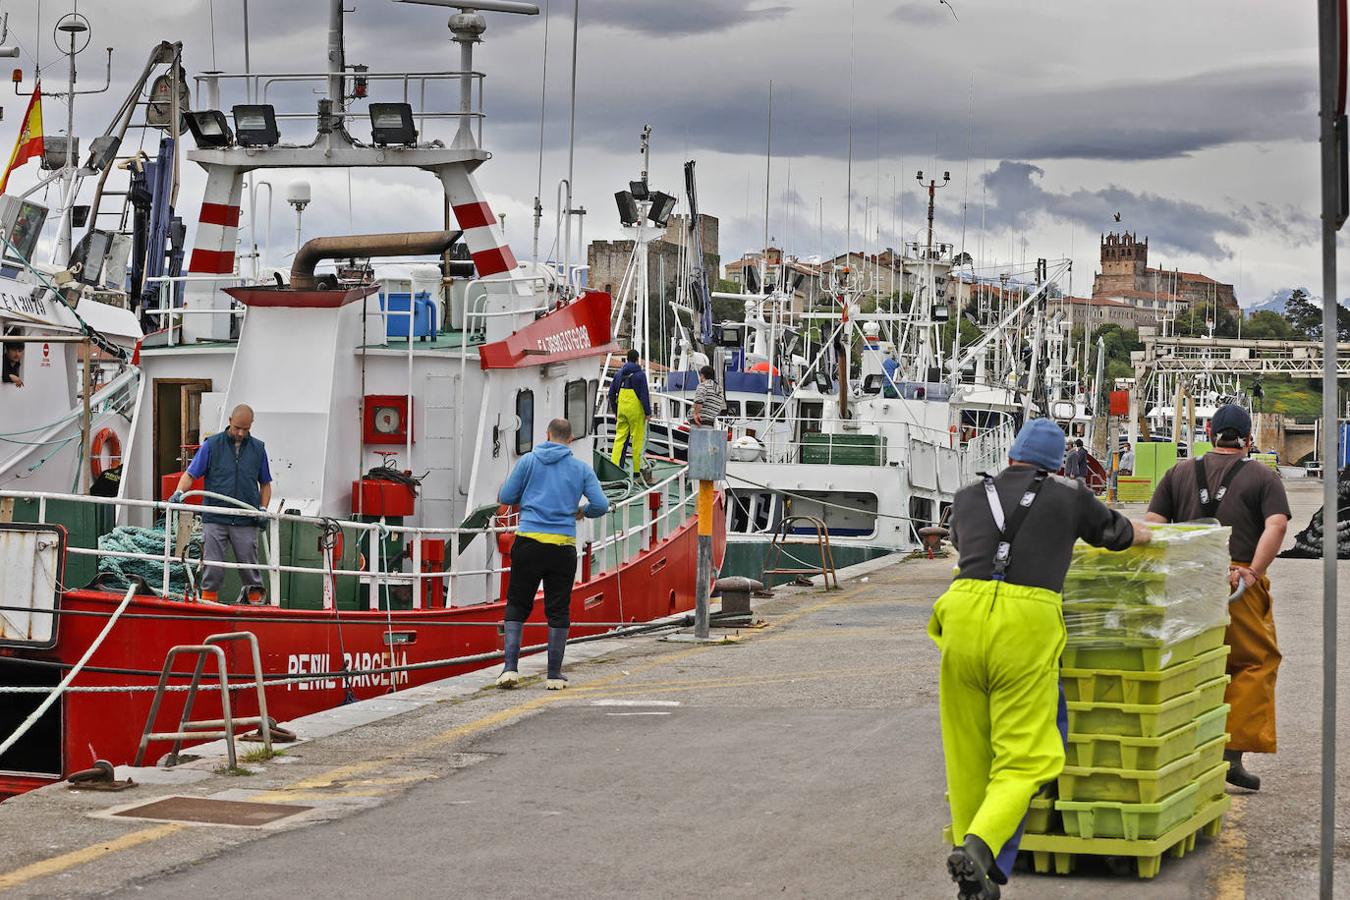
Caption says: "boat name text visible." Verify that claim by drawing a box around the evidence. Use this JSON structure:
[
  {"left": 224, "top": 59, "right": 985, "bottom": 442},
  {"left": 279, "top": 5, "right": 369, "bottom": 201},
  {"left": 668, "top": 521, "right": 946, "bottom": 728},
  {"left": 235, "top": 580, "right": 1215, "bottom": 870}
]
[
  {"left": 0, "top": 289, "right": 47, "bottom": 318},
  {"left": 537, "top": 325, "right": 590, "bottom": 354},
  {"left": 286, "top": 650, "right": 411, "bottom": 691}
]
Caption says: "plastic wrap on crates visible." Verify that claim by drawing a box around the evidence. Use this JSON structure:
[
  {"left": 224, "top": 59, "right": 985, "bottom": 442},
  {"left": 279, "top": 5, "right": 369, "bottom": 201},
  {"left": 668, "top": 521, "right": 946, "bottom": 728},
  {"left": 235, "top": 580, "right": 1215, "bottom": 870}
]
[{"left": 1061, "top": 523, "right": 1231, "bottom": 649}]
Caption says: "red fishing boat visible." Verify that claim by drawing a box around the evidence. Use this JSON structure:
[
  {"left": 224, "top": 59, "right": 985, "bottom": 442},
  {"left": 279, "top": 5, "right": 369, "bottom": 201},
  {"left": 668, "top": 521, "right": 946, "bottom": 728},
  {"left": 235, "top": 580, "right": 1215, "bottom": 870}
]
[{"left": 0, "top": 0, "right": 724, "bottom": 798}]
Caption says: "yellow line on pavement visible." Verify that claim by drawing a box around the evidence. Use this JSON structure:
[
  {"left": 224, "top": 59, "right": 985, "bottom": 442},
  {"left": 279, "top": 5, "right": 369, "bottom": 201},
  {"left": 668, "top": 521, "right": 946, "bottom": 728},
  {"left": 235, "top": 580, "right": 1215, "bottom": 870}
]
[
  {"left": 0, "top": 823, "right": 183, "bottom": 893},
  {"left": 0, "top": 634, "right": 721, "bottom": 890},
  {"left": 1213, "top": 794, "right": 1246, "bottom": 899}
]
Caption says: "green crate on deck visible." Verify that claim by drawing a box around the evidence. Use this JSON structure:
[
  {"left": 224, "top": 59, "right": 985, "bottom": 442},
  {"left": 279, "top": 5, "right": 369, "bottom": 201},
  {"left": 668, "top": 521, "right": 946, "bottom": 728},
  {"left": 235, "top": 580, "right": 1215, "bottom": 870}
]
[
  {"left": 1056, "top": 781, "right": 1200, "bottom": 841},
  {"left": 1193, "top": 704, "right": 1231, "bottom": 749},
  {"left": 1066, "top": 675, "right": 1230, "bottom": 738},
  {"left": 1065, "top": 720, "right": 1198, "bottom": 771},
  {"left": 799, "top": 433, "right": 886, "bottom": 466},
  {"left": 1193, "top": 761, "right": 1230, "bottom": 803},
  {"left": 1025, "top": 796, "right": 1058, "bottom": 835},
  {"left": 1068, "top": 689, "right": 1194, "bottom": 739},
  {"left": 1191, "top": 734, "right": 1229, "bottom": 779},
  {"left": 1058, "top": 750, "right": 1199, "bottom": 804},
  {"left": 1061, "top": 646, "right": 1230, "bottom": 706},
  {"left": 1062, "top": 621, "right": 1228, "bottom": 672},
  {"left": 1191, "top": 675, "right": 1230, "bottom": 716}
]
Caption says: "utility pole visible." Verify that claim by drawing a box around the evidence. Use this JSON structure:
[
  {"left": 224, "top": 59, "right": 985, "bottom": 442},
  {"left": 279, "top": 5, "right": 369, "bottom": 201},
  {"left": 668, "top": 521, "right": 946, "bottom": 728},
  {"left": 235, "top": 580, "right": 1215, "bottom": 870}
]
[{"left": 1315, "top": 1, "right": 1343, "bottom": 895}]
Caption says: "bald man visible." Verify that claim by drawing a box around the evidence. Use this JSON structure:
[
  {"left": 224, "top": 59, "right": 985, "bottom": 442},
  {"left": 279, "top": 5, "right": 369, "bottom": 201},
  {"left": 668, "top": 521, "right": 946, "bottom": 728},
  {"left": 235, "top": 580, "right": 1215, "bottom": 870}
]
[{"left": 171, "top": 404, "right": 273, "bottom": 601}]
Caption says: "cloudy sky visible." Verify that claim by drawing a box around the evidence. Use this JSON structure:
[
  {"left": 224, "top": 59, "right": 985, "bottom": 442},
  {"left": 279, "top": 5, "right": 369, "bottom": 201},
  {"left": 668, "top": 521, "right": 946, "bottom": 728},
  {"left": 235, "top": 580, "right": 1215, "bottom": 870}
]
[{"left": 0, "top": 0, "right": 1331, "bottom": 304}]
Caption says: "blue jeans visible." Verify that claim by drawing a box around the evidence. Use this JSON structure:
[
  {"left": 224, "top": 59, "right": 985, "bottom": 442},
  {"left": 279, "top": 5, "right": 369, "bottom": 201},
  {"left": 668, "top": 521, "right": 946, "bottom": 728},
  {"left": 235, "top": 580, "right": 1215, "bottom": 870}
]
[{"left": 994, "top": 680, "right": 1069, "bottom": 880}]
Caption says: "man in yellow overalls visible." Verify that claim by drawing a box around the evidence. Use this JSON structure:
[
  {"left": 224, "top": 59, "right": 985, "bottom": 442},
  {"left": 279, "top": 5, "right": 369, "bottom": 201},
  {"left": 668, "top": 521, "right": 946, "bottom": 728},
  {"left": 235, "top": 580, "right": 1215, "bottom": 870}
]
[
  {"left": 607, "top": 349, "right": 651, "bottom": 480},
  {"left": 933, "top": 418, "right": 1152, "bottom": 898}
]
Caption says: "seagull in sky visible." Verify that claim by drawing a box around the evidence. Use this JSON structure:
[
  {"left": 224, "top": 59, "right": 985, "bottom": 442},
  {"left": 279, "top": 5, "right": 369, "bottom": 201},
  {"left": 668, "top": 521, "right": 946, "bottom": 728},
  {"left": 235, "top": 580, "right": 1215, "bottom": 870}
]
[
  {"left": 939, "top": 0, "right": 959, "bottom": 21},
  {"left": 1114, "top": 212, "right": 1122, "bottom": 222}
]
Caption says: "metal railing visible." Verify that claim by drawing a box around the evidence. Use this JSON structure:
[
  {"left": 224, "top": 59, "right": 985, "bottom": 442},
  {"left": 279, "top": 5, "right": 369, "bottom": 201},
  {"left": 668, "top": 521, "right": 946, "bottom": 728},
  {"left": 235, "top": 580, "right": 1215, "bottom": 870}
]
[
  {"left": 0, "top": 466, "right": 697, "bottom": 609},
  {"left": 193, "top": 70, "right": 488, "bottom": 147}
]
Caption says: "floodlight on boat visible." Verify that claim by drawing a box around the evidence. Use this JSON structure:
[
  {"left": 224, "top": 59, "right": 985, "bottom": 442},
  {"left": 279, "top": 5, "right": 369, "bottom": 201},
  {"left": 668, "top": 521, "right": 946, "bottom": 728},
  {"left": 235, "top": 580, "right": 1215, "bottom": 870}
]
[
  {"left": 629, "top": 180, "right": 650, "bottom": 201},
  {"left": 81, "top": 135, "right": 121, "bottom": 174},
  {"left": 185, "top": 110, "right": 233, "bottom": 148},
  {"left": 368, "top": 103, "right": 417, "bottom": 146},
  {"left": 615, "top": 190, "right": 640, "bottom": 226},
  {"left": 232, "top": 104, "right": 280, "bottom": 147},
  {"left": 647, "top": 192, "right": 676, "bottom": 228}
]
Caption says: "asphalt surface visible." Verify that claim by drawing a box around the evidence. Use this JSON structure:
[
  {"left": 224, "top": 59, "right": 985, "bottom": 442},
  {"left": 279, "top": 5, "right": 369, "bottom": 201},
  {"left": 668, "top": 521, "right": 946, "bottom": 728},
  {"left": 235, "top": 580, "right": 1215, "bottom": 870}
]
[{"left": 0, "top": 478, "right": 1347, "bottom": 899}]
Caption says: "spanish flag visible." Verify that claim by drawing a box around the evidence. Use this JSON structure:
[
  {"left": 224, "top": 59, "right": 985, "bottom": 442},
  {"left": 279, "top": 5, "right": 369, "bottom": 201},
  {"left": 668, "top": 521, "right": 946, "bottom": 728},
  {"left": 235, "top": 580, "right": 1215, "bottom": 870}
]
[{"left": 0, "top": 84, "right": 44, "bottom": 194}]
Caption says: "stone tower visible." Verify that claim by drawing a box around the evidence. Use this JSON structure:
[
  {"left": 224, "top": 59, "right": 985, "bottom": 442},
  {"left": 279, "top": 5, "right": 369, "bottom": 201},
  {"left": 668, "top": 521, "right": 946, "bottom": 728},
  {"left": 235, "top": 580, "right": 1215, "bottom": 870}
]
[{"left": 1095, "top": 231, "right": 1148, "bottom": 295}]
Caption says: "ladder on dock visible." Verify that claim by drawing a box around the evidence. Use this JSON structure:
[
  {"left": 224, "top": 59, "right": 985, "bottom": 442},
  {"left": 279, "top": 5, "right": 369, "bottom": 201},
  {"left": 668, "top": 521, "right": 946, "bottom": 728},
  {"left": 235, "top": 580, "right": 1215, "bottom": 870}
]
[
  {"left": 762, "top": 515, "right": 839, "bottom": 590},
  {"left": 133, "top": 632, "right": 272, "bottom": 770}
]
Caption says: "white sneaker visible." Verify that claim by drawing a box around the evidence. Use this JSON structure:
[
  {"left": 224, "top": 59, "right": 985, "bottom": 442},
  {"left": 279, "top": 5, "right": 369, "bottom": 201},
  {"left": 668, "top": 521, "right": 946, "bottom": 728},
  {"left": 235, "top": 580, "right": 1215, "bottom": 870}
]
[
  {"left": 496, "top": 670, "right": 521, "bottom": 689},
  {"left": 545, "top": 677, "right": 568, "bottom": 691}
]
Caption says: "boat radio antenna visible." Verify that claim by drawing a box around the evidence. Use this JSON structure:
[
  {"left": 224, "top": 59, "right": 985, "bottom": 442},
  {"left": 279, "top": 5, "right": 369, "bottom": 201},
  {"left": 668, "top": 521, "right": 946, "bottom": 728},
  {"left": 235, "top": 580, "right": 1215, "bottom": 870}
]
[{"left": 394, "top": 1, "right": 541, "bottom": 149}]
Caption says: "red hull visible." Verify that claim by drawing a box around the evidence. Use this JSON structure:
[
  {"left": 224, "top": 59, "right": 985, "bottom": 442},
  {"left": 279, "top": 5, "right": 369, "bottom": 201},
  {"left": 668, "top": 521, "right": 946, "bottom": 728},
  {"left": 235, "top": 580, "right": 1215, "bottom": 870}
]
[{"left": 0, "top": 500, "right": 725, "bottom": 798}]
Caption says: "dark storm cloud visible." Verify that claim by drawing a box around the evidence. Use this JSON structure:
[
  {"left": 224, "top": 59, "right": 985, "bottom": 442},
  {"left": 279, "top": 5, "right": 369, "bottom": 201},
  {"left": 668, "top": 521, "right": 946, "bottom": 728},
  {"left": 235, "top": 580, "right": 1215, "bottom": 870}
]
[
  {"left": 582, "top": 0, "right": 790, "bottom": 36},
  {"left": 966, "top": 161, "right": 1247, "bottom": 259},
  {"left": 1234, "top": 201, "right": 1319, "bottom": 246},
  {"left": 480, "top": 57, "right": 1313, "bottom": 166}
]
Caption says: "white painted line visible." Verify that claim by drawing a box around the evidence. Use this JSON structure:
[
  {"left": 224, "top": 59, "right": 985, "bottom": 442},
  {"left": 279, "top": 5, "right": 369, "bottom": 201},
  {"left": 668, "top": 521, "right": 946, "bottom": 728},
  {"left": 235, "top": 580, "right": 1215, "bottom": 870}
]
[
  {"left": 605, "top": 712, "right": 673, "bottom": 717},
  {"left": 590, "top": 699, "right": 681, "bottom": 707}
]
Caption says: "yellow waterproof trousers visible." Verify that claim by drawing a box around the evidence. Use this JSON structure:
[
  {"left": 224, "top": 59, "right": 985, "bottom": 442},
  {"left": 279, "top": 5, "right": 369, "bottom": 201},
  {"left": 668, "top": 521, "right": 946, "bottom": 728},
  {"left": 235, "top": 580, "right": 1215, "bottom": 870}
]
[
  {"left": 1225, "top": 567, "right": 1280, "bottom": 753},
  {"left": 611, "top": 388, "right": 647, "bottom": 472},
  {"left": 928, "top": 578, "right": 1066, "bottom": 859}
]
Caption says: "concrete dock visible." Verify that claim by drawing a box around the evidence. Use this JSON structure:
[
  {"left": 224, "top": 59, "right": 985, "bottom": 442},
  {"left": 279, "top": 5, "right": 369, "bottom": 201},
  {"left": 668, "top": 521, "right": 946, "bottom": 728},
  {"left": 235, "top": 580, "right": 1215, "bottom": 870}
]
[{"left": 0, "top": 478, "right": 1347, "bottom": 899}]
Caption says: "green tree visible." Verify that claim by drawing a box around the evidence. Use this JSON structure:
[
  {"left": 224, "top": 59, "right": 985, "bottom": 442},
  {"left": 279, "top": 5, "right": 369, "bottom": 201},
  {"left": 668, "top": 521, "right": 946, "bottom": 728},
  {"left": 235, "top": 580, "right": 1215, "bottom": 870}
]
[
  {"left": 1284, "top": 289, "right": 1320, "bottom": 338},
  {"left": 1241, "top": 310, "right": 1294, "bottom": 340},
  {"left": 1173, "top": 302, "right": 1238, "bottom": 337}
]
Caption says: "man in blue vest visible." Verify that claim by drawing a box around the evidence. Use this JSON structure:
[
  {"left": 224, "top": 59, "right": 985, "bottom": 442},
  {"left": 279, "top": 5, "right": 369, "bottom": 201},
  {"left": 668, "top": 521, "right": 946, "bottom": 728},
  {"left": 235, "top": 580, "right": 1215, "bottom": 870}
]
[{"left": 169, "top": 404, "right": 273, "bottom": 601}]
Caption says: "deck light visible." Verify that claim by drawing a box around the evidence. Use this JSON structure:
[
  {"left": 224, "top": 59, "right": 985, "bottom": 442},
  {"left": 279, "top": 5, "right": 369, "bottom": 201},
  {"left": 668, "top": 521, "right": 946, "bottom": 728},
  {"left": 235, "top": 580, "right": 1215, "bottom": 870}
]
[
  {"left": 368, "top": 103, "right": 417, "bottom": 146},
  {"left": 185, "top": 110, "right": 233, "bottom": 148},
  {"left": 615, "top": 190, "right": 640, "bottom": 226},
  {"left": 232, "top": 104, "right": 280, "bottom": 147},
  {"left": 647, "top": 191, "right": 676, "bottom": 227}
]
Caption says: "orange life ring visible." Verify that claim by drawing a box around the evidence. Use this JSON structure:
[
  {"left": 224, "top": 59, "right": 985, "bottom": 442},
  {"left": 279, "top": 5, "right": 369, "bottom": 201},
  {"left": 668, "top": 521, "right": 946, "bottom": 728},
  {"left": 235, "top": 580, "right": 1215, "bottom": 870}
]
[{"left": 90, "top": 428, "right": 122, "bottom": 480}]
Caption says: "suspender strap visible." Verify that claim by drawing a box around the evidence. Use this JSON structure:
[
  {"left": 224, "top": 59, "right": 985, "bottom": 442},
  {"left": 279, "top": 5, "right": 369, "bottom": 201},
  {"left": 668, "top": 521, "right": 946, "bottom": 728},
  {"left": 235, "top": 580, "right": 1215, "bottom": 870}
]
[
  {"left": 1194, "top": 455, "right": 1246, "bottom": 519},
  {"left": 982, "top": 470, "right": 1050, "bottom": 581}
]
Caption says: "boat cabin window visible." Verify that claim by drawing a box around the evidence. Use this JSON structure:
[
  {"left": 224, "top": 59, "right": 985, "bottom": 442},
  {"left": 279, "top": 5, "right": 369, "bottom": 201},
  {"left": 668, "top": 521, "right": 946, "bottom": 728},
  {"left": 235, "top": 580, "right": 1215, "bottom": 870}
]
[
  {"left": 797, "top": 401, "right": 824, "bottom": 436},
  {"left": 515, "top": 389, "right": 534, "bottom": 455},
  {"left": 587, "top": 379, "right": 599, "bottom": 425},
  {"left": 3, "top": 332, "right": 23, "bottom": 387},
  {"left": 565, "top": 379, "right": 589, "bottom": 438},
  {"left": 744, "top": 401, "right": 766, "bottom": 418},
  {"left": 724, "top": 400, "right": 742, "bottom": 419}
]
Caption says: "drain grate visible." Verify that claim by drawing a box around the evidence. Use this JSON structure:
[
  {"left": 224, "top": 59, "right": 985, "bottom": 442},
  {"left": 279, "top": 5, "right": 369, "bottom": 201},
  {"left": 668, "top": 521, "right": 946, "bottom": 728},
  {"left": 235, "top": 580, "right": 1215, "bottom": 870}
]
[{"left": 113, "top": 796, "right": 312, "bottom": 827}]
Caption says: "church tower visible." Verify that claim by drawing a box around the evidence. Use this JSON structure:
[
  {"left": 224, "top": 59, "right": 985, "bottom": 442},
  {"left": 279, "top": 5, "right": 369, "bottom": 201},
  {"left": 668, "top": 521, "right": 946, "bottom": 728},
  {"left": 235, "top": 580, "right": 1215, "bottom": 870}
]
[{"left": 1095, "top": 231, "right": 1148, "bottom": 295}]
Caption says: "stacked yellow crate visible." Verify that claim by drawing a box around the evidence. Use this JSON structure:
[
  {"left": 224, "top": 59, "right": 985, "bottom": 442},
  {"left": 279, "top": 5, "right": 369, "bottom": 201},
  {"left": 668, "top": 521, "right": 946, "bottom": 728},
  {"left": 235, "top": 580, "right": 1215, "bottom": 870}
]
[{"left": 1018, "top": 524, "right": 1235, "bottom": 879}]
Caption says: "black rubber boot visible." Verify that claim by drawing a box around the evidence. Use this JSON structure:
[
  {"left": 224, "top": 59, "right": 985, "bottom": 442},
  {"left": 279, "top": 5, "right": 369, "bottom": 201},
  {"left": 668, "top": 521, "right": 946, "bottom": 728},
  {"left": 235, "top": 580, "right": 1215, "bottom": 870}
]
[
  {"left": 546, "top": 626, "right": 569, "bottom": 690},
  {"left": 1224, "top": 750, "right": 1261, "bottom": 791},
  {"left": 947, "top": 835, "right": 1001, "bottom": 900},
  {"left": 496, "top": 621, "right": 524, "bottom": 689}
]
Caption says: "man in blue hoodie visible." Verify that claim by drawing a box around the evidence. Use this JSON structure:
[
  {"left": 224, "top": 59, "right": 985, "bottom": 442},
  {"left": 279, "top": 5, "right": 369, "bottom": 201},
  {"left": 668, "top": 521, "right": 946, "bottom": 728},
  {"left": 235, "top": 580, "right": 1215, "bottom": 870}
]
[
  {"left": 496, "top": 418, "right": 610, "bottom": 689},
  {"left": 607, "top": 349, "right": 652, "bottom": 479}
]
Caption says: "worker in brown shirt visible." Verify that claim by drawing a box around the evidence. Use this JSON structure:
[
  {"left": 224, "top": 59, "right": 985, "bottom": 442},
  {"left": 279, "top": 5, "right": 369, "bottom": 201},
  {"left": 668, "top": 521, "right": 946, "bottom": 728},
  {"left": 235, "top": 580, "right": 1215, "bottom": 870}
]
[{"left": 1145, "top": 404, "right": 1291, "bottom": 791}]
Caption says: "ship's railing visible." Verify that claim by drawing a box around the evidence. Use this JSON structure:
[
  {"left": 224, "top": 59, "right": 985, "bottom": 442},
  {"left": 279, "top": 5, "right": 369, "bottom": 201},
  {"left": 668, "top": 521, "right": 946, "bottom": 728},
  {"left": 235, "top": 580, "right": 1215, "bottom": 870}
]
[
  {"left": 0, "top": 466, "right": 697, "bottom": 610},
  {"left": 960, "top": 418, "right": 1017, "bottom": 481},
  {"left": 194, "top": 70, "right": 487, "bottom": 147}
]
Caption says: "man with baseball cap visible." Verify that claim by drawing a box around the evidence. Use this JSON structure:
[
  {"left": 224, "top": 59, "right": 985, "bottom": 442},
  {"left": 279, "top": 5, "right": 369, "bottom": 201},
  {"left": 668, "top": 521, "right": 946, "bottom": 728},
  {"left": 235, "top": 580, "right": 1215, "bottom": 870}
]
[
  {"left": 1145, "top": 403, "right": 1290, "bottom": 791},
  {"left": 933, "top": 417, "right": 1153, "bottom": 899}
]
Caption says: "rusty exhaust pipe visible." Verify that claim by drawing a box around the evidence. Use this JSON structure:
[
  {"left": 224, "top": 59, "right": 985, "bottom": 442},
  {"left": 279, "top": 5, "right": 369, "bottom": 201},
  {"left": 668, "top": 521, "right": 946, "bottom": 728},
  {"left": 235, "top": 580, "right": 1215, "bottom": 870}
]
[{"left": 290, "top": 230, "right": 463, "bottom": 291}]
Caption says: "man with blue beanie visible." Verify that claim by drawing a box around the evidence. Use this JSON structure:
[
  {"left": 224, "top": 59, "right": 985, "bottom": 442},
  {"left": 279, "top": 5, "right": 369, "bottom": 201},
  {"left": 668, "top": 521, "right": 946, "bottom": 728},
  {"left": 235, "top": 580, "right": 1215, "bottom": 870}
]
[
  {"left": 933, "top": 417, "right": 1152, "bottom": 899},
  {"left": 496, "top": 418, "right": 610, "bottom": 690}
]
